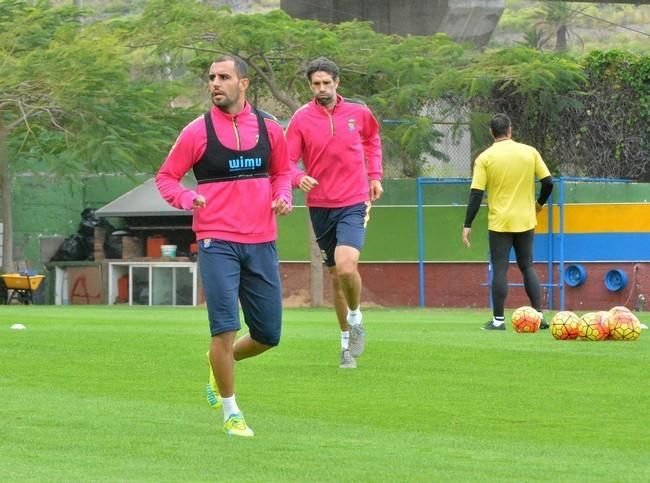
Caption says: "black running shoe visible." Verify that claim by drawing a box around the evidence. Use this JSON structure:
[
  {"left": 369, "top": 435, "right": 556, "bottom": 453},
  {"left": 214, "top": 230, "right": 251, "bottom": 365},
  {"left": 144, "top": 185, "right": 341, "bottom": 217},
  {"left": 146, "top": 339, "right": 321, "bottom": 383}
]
[
  {"left": 482, "top": 321, "right": 506, "bottom": 331},
  {"left": 539, "top": 319, "right": 549, "bottom": 330}
]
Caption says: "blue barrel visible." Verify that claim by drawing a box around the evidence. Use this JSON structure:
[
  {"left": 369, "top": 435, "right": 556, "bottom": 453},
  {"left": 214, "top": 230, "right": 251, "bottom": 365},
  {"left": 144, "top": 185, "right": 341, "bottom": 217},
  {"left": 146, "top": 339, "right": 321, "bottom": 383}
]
[
  {"left": 604, "top": 269, "right": 628, "bottom": 292},
  {"left": 564, "top": 264, "right": 587, "bottom": 287}
]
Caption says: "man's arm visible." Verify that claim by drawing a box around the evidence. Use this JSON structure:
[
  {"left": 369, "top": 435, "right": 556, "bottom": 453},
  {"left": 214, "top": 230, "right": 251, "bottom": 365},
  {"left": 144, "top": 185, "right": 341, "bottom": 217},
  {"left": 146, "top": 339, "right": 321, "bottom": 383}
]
[
  {"left": 462, "top": 188, "right": 484, "bottom": 247},
  {"left": 362, "top": 108, "right": 383, "bottom": 201},
  {"left": 464, "top": 189, "right": 483, "bottom": 228},
  {"left": 155, "top": 122, "right": 202, "bottom": 211},
  {"left": 536, "top": 176, "right": 553, "bottom": 211},
  {"left": 361, "top": 108, "right": 382, "bottom": 181},
  {"left": 267, "top": 120, "right": 292, "bottom": 215},
  {"left": 284, "top": 115, "right": 308, "bottom": 188}
]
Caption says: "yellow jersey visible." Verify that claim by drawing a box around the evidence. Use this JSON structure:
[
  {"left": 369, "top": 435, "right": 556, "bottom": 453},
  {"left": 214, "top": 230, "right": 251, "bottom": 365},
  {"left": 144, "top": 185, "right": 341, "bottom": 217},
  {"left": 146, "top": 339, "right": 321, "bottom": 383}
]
[{"left": 470, "top": 139, "right": 550, "bottom": 232}]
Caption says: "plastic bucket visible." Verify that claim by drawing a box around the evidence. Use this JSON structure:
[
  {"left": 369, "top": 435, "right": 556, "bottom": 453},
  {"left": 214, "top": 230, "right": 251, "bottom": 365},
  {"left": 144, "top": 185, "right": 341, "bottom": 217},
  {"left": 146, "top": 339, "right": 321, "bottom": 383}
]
[{"left": 161, "top": 244, "right": 177, "bottom": 257}]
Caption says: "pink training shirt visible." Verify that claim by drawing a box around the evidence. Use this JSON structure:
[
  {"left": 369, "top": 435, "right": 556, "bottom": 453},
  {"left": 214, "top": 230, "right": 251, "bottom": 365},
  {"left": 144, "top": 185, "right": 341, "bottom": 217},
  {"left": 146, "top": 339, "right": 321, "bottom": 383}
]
[
  {"left": 156, "top": 102, "right": 292, "bottom": 243},
  {"left": 285, "top": 95, "right": 382, "bottom": 208}
]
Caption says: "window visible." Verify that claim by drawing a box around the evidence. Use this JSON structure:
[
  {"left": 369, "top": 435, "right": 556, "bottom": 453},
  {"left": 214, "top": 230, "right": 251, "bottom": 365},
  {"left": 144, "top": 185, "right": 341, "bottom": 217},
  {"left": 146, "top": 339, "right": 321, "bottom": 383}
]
[{"left": 109, "top": 261, "right": 198, "bottom": 306}]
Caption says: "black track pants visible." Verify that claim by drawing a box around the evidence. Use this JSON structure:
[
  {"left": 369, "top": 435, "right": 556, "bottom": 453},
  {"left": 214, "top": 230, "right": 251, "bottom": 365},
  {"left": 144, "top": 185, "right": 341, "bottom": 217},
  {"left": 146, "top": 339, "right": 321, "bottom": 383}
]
[{"left": 489, "top": 229, "right": 542, "bottom": 318}]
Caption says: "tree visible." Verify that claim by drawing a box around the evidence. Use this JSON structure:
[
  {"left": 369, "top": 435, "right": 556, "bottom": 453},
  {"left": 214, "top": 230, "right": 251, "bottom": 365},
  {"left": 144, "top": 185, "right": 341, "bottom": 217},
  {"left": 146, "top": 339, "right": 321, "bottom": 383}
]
[
  {"left": 129, "top": 2, "right": 471, "bottom": 176},
  {"left": 517, "top": 27, "right": 545, "bottom": 50},
  {"left": 0, "top": 1, "right": 186, "bottom": 272},
  {"left": 555, "top": 50, "right": 650, "bottom": 180},
  {"left": 125, "top": 0, "right": 474, "bottom": 304},
  {"left": 535, "top": 3, "right": 585, "bottom": 52},
  {"left": 430, "top": 47, "right": 586, "bottom": 168},
  {"left": 428, "top": 46, "right": 649, "bottom": 181}
]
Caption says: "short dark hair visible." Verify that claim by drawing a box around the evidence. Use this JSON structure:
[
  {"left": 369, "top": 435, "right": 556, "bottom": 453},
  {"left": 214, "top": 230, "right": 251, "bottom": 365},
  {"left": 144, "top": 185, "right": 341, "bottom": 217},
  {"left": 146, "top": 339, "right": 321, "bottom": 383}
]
[
  {"left": 305, "top": 57, "right": 339, "bottom": 82},
  {"left": 490, "top": 114, "right": 511, "bottom": 138},
  {"left": 214, "top": 54, "right": 248, "bottom": 78}
]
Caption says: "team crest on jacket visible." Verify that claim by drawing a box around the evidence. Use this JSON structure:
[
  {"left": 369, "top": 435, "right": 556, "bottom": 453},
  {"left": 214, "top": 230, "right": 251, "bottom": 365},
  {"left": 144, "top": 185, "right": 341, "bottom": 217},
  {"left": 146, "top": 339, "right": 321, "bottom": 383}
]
[{"left": 347, "top": 119, "right": 355, "bottom": 131}]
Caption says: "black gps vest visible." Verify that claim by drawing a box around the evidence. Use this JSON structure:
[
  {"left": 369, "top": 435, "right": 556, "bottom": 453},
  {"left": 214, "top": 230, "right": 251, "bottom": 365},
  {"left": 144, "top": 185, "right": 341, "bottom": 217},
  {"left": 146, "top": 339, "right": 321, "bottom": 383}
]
[{"left": 193, "top": 108, "right": 271, "bottom": 184}]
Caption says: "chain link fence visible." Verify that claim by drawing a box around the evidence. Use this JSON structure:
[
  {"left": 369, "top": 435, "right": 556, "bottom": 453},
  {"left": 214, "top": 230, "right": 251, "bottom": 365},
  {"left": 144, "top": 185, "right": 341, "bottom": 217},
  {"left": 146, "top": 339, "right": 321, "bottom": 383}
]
[
  {"left": 422, "top": 121, "right": 472, "bottom": 178},
  {"left": 381, "top": 120, "right": 474, "bottom": 179}
]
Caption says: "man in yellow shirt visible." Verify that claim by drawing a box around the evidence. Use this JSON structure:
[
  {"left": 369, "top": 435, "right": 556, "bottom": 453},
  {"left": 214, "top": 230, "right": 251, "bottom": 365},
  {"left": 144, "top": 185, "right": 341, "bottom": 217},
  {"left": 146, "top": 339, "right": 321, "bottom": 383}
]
[{"left": 462, "top": 114, "right": 553, "bottom": 330}]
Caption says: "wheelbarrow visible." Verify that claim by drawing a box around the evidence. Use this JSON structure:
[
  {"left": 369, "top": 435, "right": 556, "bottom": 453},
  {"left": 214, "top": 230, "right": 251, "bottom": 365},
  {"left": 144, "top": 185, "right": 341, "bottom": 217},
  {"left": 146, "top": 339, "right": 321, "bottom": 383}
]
[{"left": 1, "top": 272, "right": 45, "bottom": 305}]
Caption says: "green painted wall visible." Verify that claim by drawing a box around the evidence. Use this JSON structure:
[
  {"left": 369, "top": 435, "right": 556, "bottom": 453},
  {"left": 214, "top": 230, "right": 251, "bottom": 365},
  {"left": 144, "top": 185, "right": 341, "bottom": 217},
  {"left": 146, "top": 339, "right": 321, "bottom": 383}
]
[
  {"left": 277, "top": 179, "right": 488, "bottom": 262},
  {"left": 364, "top": 206, "right": 487, "bottom": 261},
  {"left": 11, "top": 174, "right": 150, "bottom": 272},
  {"left": 276, "top": 205, "right": 488, "bottom": 262},
  {"left": 8, "top": 175, "right": 650, "bottom": 272},
  {"left": 277, "top": 207, "right": 311, "bottom": 260},
  {"left": 552, "top": 180, "right": 650, "bottom": 203}
]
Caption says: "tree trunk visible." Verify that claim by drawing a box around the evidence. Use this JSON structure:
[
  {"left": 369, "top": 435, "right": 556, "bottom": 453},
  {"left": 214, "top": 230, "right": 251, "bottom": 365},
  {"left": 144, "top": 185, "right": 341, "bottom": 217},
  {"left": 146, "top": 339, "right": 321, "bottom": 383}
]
[
  {"left": 556, "top": 25, "right": 568, "bottom": 51},
  {"left": 74, "top": 0, "right": 83, "bottom": 25},
  {"left": 265, "top": 83, "right": 323, "bottom": 304},
  {"left": 255, "top": 79, "right": 322, "bottom": 306},
  {"left": 0, "top": 127, "right": 14, "bottom": 273},
  {"left": 308, "top": 220, "right": 323, "bottom": 306}
]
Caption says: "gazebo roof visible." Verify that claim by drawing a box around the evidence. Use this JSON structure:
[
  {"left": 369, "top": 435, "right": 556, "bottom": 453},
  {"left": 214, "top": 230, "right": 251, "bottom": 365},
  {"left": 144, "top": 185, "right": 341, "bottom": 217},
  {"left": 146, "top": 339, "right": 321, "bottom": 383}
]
[{"left": 95, "top": 177, "right": 193, "bottom": 217}]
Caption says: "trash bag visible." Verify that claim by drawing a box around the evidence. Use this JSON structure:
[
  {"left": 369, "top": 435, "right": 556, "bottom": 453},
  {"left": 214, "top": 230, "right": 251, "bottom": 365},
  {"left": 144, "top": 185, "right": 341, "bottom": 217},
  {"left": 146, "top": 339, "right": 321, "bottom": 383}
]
[
  {"left": 51, "top": 233, "right": 88, "bottom": 261},
  {"left": 78, "top": 208, "right": 101, "bottom": 260},
  {"left": 103, "top": 230, "right": 124, "bottom": 259},
  {"left": 79, "top": 208, "right": 100, "bottom": 237},
  {"left": 51, "top": 208, "right": 103, "bottom": 261}
]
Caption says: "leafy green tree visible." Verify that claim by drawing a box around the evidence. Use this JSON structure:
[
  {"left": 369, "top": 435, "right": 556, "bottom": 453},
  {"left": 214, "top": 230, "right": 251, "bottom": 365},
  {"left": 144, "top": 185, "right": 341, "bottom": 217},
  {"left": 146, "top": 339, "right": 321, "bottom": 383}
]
[
  {"left": 431, "top": 47, "right": 585, "bottom": 167},
  {"left": 128, "top": 1, "right": 474, "bottom": 176},
  {"left": 429, "top": 45, "right": 648, "bottom": 181},
  {"left": 0, "top": 0, "right": 186, "bottom": 272},
  {"left": 517, "top": 27, "right": 545, "bottom": 50},
  {"left": 535, "top": 2, "right": 585, "bottom": 52},
  {"left": 126, "top": 0, "right": 474, "bottom": 303},
  {"left": 556, "top": 50, "right": 650, "bottom": 180}
]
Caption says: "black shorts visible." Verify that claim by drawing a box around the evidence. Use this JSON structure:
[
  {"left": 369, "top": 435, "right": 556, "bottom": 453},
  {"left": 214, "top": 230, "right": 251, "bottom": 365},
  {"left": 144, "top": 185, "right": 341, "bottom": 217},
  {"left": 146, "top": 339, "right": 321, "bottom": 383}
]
[
  {"left": 198, "top": 239, "right": 282, "bottom": 346},
  {"left": 309, "top": 202, "right": 369, "bottom": 267}
]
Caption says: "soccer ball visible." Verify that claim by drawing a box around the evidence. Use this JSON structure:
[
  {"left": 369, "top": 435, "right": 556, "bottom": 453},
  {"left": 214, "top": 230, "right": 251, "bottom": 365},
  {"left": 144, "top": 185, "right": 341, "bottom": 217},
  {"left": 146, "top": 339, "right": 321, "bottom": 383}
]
[
  {"left": 609, "top": 310, "right": 642, "bottom": 341},
  {"left": 511, "top": 306, "right": 542, "bottom": 333},
  {"left": 609, "top": 305, "right": 631, "bottom": 314},
  {"left": 608, "top": 306, "right": 631, "bottom": 329},
  {"left": 578, "top": 311, "right": 610, "bottom": 341},
  {"left": 597, "top": 310, "right": 614, "bottom": 339},
  {"left": 550, "top": 311, "right": 581, "bottom": 340}
]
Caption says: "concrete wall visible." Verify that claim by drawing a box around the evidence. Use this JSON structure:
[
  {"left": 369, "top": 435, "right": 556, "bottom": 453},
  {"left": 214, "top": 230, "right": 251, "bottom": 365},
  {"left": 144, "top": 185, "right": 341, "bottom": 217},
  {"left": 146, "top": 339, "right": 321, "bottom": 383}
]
[
  {"left": 280, "top": 0, "right": 505, "bottom": 46},
  {"left": 281, "top": 261, "right": 650, "bottom": 313}
]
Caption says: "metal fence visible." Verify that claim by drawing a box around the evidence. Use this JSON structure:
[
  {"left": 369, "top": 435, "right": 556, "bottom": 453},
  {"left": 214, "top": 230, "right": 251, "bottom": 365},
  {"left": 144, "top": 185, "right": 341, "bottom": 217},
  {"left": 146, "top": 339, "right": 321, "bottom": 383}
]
[{"left": 381, "top": 119, "right": 474, "bottom": 179}]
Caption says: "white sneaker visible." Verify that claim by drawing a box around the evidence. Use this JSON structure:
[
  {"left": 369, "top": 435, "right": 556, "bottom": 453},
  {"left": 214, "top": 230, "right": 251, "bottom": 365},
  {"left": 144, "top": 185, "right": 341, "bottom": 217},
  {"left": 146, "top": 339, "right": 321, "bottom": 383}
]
[
  {"left": 339, "top": 349, "right": 357, "bottom": 369},
  {"left": 349, "top": 323, "right": 365, "bottom": 357}
]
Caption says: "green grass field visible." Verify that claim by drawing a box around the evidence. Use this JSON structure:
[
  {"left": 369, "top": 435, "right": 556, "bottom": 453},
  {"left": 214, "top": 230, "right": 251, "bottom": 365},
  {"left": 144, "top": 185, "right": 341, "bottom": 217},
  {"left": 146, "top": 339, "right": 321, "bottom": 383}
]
[{"left": 1, "top": 306, "right": 648, "bottom": 482}]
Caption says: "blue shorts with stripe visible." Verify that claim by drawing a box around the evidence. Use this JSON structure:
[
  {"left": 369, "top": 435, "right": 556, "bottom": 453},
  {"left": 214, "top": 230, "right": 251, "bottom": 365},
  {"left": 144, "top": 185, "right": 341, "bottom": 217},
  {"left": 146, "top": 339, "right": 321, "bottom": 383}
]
[
  {"left": 309, "top": 202, "right": 369, "bottom": 267},
  {"left": 198, "top": 239, "right": 282, "bottom": 346}
]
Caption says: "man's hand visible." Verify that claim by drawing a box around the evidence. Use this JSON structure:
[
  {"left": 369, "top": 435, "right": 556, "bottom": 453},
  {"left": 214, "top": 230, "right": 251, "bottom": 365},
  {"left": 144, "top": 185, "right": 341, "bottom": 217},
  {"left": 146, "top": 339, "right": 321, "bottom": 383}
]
[
  {"left": 272, "top": 198, "right": 291, "bottom": 216},
  {"left": 193, "top": 194, "right": 206, "bottom": 209},
  {"left": 535, "top": 202, "right": 543, "bottom": 213},
  {"left": 462, "top": 227, "right": 472, "bottom": 248},
  {"left": 369, "top": 180, "right": 384, "bottom": 202},
  {"left": 298, "top": 175, "right": 319, "bottom": 193}
]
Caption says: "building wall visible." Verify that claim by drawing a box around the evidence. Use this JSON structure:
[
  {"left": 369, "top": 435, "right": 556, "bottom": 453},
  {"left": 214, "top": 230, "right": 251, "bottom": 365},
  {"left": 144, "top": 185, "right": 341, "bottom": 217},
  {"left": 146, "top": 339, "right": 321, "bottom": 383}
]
[
  {"left": 280, "top": 261, "right": 650, "bottom": 312},
  {"left": 10, "top": 175, "right": 650, "bottom": 310}
]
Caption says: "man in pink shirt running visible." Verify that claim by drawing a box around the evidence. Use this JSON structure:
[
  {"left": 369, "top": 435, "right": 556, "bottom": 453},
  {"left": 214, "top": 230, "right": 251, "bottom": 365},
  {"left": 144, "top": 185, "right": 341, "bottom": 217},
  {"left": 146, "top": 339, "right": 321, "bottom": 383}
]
[
  {"left": 156, "top": 55, "right": 291, "bottom": 437},
  {"left": 286, "top": 57, "right": 383, "bottom": 369}
]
